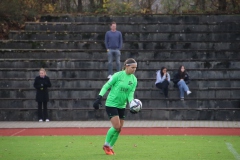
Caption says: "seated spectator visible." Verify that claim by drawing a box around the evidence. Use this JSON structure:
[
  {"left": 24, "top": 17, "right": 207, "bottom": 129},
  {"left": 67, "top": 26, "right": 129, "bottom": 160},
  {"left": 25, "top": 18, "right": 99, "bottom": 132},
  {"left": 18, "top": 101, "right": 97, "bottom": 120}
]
[
  {"left": 155, "top": 67, "right": 170, "bottom": 98},
  {"left": 33, "top": 68, "right": 52, "bottom": 122},
  {"left": 173, "top": 65, "right": 191, "bottom": 100}
]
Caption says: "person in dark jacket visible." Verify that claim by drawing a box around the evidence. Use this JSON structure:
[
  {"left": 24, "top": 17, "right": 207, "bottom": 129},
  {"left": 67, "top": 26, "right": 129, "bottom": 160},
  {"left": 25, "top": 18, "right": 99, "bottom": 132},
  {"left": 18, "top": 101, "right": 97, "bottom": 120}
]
[
  {"left": 173, "top": 65, "right": 191, "bottom": 100},
  {"left": 155, "top": 67, "right": 170, "bottom": 98},
  {"left": 33, "top": 68, "right": 51, "bottom": 122}
]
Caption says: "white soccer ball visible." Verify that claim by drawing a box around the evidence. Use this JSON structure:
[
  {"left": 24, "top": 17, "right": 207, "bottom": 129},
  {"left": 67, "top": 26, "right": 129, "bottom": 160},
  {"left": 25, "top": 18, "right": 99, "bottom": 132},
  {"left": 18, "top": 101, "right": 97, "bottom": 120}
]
[{"left": 129, "top": 99, "right": 142, "bottom": 113}]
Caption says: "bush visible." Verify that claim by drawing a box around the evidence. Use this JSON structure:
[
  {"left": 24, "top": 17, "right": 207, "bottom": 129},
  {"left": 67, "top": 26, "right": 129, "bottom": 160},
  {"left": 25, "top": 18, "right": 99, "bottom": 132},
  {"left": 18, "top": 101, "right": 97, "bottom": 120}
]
[{"left": 0, "top": 0, "right": 57, "bottom": 39}]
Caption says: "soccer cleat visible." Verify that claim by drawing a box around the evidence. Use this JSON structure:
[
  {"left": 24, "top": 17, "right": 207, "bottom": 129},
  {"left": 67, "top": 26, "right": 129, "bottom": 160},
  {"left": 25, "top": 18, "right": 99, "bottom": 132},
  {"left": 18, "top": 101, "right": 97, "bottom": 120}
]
[
  {"left": 39, "top": 119, "right": 43, "bottom": 122},
  {"left": 45, "top": 119, "right": 50, "bottom": 122},
  {"left": 110, "top": 148, "right": 115, "bottom": 155},
  {"left": 187, "top": 91, "right": 192, "bottom": 95},
  {"left": 103, "top": 145, "right": 113, "bottom": 155}
]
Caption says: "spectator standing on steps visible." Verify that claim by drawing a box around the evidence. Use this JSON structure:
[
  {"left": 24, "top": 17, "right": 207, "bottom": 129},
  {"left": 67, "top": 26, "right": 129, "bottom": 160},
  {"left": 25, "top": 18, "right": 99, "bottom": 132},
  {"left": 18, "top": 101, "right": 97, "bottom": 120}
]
[
  {"left": 33, "top": 68, "right": 52, "bottom": 122},
  {"left": 105, "top": 21, "right": 123, "bottom": 79},
  {"left": 173, "top": 65, "right": 192, "bottom": 101},
  {"left": 155, "top": 67, "right": 170, "bottom": 99}
]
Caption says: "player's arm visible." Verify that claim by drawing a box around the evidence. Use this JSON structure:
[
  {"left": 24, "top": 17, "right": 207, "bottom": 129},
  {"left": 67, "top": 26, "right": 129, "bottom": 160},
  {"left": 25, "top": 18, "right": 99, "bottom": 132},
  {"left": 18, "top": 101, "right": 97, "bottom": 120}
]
[
  {"left": 128, "top": 79, "right": 137, "bottom": 114},
  {"left": 99, "top": 74, "right": 118, "bottom": 97},
  {"left": 128, "top": 79, "right": 137, "bottom": 103},
  {"left": 93, "top": 74, "right": 118, "bottom": 109}
]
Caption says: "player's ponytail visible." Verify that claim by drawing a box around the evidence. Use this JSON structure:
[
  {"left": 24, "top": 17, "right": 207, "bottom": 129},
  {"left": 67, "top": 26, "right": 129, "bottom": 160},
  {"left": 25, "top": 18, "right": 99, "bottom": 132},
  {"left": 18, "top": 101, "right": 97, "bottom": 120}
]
[{"left": 122, "top": 58, "right": 137, "bottom": 70}]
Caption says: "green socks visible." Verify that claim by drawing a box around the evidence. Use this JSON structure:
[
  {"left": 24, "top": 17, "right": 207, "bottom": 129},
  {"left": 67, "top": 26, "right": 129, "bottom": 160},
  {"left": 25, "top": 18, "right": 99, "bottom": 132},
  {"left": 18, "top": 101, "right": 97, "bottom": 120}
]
[
  {"left": 105, "top": 127, "right": 120, "bottom": 148},
  {"left": 109, "top": 131, "right": 120, "bottom": 147}
]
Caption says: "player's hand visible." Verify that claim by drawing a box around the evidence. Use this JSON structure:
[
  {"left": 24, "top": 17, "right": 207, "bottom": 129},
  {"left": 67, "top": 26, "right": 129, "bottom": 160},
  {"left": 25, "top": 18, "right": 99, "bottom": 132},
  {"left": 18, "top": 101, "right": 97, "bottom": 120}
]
[
  {"left": 93, "top": 95, "right": 102, "bottom": 110},
  {"left": 130, "top": 109, "right": 137, "bottom": 114}
]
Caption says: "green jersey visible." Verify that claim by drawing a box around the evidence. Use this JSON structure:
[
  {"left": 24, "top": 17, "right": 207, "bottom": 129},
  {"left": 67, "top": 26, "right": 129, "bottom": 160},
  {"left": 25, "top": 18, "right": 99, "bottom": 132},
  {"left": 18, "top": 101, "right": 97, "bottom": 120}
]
[{"left": 99, "top": 71, "right": 137, "bottom": 109}]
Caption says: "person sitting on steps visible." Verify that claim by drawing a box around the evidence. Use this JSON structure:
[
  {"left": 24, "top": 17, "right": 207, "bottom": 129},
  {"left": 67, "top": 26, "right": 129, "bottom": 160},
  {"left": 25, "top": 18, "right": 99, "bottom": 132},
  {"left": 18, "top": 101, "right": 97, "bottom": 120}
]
[
  {"left": 173, "top": 65, "right": 192, "bottom": 101},
  {"left": 155, "top": 67, "right": 170, "bottom": 99}
]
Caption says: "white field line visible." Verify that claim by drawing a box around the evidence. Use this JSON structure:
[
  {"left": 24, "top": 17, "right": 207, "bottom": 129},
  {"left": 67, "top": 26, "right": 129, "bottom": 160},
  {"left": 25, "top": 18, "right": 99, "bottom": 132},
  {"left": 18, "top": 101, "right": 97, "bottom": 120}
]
[
  {"left": 226, "top": 142, "right": 240, "bottom": 160},
  {"left": 10, "top": 129, "right": 26, "bottom": 136}
]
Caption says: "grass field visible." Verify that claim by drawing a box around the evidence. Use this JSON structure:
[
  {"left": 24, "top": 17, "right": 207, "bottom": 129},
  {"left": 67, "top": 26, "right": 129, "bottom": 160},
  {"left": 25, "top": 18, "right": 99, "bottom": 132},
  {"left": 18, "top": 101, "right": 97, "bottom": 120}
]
[{"left": 0, "top": 136, "right": 240, "bottom": 160}]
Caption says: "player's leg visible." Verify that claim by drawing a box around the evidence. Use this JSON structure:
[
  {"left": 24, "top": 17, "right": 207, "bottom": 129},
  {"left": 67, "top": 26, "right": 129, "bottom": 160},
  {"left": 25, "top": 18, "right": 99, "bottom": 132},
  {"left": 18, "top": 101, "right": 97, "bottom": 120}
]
[
  {"left": 109, "top": 108, "right": 125, "bottom": 154},
  {"left": 103, "top": 107, "right": 120, "bottom": 155},
  {"left": 105, "top": 116, "right": 121, "bottom": 145}
]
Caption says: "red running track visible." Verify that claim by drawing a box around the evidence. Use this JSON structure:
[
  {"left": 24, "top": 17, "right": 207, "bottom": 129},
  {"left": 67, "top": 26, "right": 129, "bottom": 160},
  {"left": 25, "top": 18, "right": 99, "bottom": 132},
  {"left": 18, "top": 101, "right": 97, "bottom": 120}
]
[{"left": 0, "top": 128, "right": 240, "bottom": 136}]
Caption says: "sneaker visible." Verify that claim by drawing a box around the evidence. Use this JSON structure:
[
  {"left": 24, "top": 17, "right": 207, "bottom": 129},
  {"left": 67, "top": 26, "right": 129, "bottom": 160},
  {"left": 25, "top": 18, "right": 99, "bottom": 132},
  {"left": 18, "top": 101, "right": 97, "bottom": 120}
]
[
  {"left": 103, "top": 145, "right": 113, "bottom": 155},
  {"left": 39, "top": 119, "right": 43, "bottom": 122},
  {"left": 187, "top": 91, "right": 192, "bottom": 95},
  {"left": 180, "top": 98, "right": 184, "bottom": 101},
  {"left": 107, "top": 75, "right": 112, "bottom": 79},
  {"left": 110, "top": 148, "right": 115, "bottom": 155},
  {"left": 45, "top": 119, "right": 50, "bottom": 122}
]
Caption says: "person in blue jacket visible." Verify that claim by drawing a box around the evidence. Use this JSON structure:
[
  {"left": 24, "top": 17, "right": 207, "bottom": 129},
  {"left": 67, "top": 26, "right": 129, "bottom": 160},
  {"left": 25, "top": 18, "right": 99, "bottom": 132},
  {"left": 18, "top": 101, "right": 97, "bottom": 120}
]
[{"left": 105, "top": 21, "right": 123, "bottom": 79}]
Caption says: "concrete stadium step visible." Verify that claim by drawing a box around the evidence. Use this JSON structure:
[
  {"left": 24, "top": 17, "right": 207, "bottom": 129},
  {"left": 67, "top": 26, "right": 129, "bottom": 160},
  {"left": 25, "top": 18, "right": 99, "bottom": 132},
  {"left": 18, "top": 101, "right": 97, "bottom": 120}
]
[
  {"left": 1, "top": 88, "right": 239, "bottom": 99},
  {"left": 9, "top": 31, "right": 240, "bottom": 41},
  {"left": 0, "top": 98, "right": 239, "bottom": 109},
  {"left": 39, "top": 14, "right": 240, "bottom": 23},
  {"left": 1, "top": 40, "right": 238, "bottom": 50},
  {"left": 1, "top": 60, "right": 239, "bottom": 69},
  {"left": 2, "top": 87, "right": 239, "bottom": 91},
  {"left": 0, "top": 69, "right": 239, "bottom": 79},
  {"left": 0, "top": 78, "right": 239, "bottom": 88},
  {"left": 0, "top": 50, "right": 239, "bottom": 60},
  {"left": 2, "top": 58, "right": 239, "bottom": 62},
  {"left": 24, "top": 22, "right": 240, "bottom": 32},
  {"left": 1, "top": 108, "right": 240, "bottom": 121}
]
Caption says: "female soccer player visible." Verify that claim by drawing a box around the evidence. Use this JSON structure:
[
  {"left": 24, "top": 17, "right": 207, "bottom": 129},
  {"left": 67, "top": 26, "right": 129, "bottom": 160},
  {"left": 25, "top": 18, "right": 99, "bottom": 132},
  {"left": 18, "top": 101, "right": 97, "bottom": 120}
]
[
  {"left": 34, "top": 68, "right": 52, "bottom": 122},
  {"left": 93, "top": 58, "right": 138, "bottom": 155}
]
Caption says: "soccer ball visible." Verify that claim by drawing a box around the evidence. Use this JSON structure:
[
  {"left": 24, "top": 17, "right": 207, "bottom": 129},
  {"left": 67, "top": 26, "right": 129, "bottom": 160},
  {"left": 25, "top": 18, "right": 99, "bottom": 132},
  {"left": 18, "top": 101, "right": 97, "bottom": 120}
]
[{"left": 129, "top": 99, "right": 142, "bottom": 113}]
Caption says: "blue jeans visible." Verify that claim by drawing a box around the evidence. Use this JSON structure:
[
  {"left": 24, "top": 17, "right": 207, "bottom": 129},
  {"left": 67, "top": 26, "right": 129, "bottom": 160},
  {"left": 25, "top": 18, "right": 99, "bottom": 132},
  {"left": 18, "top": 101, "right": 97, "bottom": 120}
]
[
  {"left": 107, "top": 49, "right": 121, "bottom": 75},
  {"left": 177, "top": 80, "right": 189, "bottom": 98}
]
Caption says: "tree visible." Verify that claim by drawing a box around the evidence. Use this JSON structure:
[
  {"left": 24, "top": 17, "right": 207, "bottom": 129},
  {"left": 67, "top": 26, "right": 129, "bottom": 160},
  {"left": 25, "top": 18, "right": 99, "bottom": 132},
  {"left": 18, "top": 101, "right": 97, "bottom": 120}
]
[
  {"left": 78, "top": 0, "right": 83, "bottom": 12},
  {"left": 218, "top": 0, "right": 227, "bottom": 11},
  {"left": 200, "top": 0, "right": 205, "bottom": 10},
  {"left": 65, "top": 0, "right": 71, "bottom": 13},
  {"left": 89, "top": 0, "right": 95, "bottom": 10}
]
